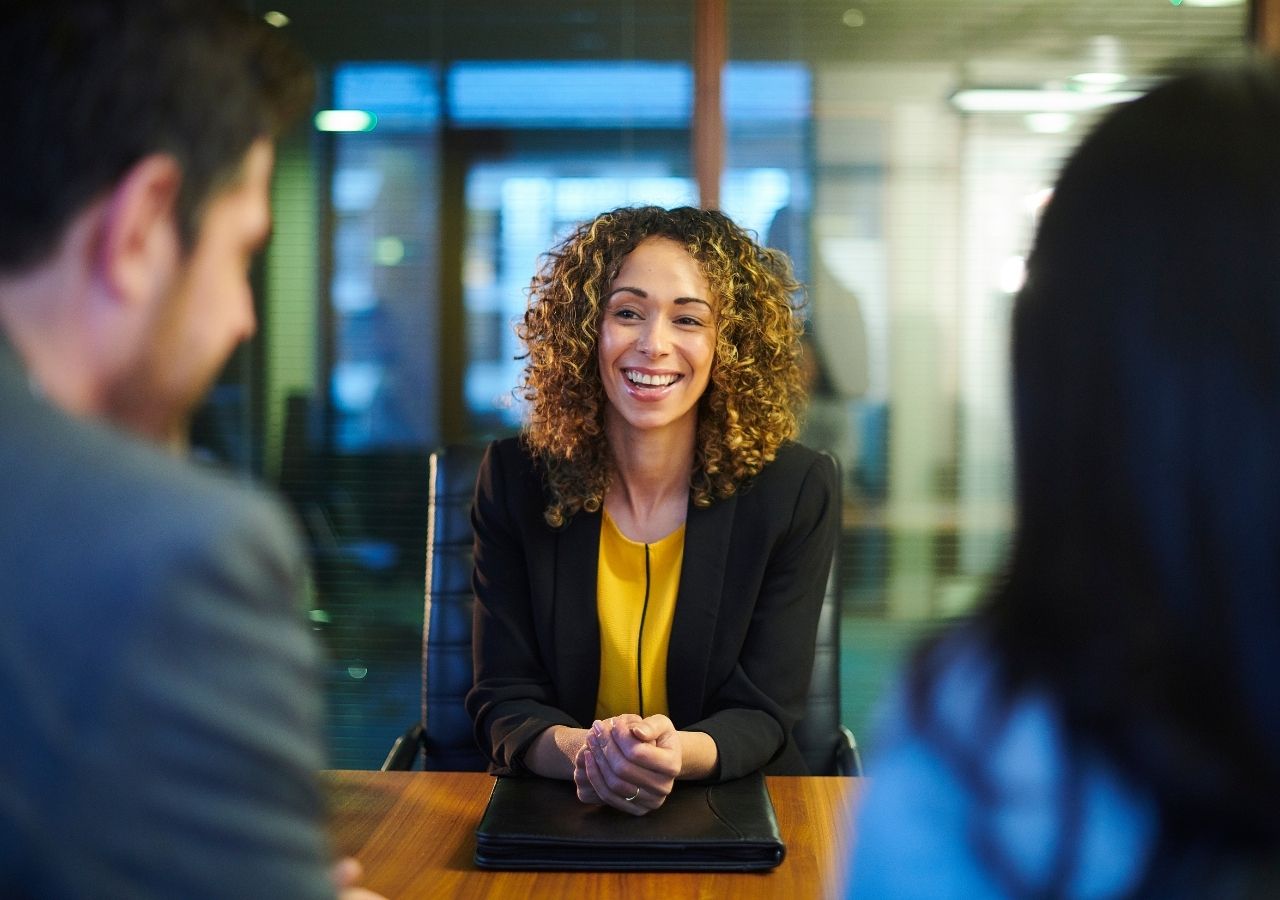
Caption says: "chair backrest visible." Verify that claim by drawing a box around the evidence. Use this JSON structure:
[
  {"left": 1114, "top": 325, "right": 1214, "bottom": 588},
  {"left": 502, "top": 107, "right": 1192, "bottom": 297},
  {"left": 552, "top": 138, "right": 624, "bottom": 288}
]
[
  {"left": 419, "top": 444, "right": 857, "bottom": 775},
  {"left": 791, "top": 452, "right": 860, "bottom": 776},
  {"left": 420, "top": 445, "right": 489, "bottom": 770}
]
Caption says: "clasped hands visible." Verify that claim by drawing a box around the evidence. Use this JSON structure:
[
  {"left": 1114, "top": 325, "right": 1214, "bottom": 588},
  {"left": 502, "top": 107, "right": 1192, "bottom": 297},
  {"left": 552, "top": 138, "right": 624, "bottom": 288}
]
[{"left": 573, "top": 713, "right": 680, "bottom": 816}]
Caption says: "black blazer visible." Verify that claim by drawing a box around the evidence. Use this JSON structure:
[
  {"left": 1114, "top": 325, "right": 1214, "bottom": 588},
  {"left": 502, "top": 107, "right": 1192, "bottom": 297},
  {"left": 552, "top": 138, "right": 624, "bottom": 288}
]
[{"left": 465, "top": 436, "right": 839, "bottom": 780}]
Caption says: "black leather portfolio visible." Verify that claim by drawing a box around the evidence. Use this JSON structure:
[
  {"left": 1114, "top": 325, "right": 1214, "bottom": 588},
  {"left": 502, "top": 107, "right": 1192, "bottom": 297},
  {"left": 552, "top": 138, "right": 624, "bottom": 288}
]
[{"left": 473, "top": 771, "right": 786, "bottom": 871}]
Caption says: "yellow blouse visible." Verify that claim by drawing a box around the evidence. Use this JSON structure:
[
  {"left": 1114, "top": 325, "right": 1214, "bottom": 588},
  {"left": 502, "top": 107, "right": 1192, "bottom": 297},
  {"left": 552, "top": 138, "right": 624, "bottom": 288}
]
[{"left": 594, "top": 509, "right": 685, "bottom": 720}]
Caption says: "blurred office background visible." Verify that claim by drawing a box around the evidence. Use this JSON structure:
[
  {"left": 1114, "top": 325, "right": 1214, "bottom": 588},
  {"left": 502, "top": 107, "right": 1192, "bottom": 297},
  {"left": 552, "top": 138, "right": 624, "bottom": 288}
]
[{"left": 211, "top": 0, "right": 1251, "bottom": 768}]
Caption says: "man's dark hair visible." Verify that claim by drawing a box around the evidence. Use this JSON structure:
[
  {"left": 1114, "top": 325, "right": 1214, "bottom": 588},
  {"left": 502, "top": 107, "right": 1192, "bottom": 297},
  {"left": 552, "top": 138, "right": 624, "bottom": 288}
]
[{"left": 0, "top": 0, "right": 314, "bottom": 272}]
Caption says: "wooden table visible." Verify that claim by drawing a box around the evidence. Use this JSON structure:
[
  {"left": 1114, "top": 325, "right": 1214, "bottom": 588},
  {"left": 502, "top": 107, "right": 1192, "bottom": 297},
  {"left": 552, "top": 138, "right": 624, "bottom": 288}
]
[{"left": 326, "top": 770, "right": 860, "bottom": 898}]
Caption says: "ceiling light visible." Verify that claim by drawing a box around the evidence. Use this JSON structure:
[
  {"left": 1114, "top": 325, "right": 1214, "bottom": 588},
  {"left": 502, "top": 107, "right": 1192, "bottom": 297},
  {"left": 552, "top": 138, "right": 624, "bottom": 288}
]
[
  {"left": 1179, "top": 0, "right": 1243, "bottom": 6},
  {"left": 1024, "top": 112, "right": 1074, "bottom": 134},
  {"left": 314, "top": 109, "right": 378, "bottom": 132},
  {"left": 950, "top": 88, "right": 1140, "bottom": 114},
  {"left": 1071, "top": 71, "right": 1128, "bottom": 88},
  {"left": 1069, "top": 35, "right": 1127, "bottom": 92},
  {"left": 842, "top": 8, "right": 866, "bottom": 27},
  {"left": 262, "top": 10, "right": 290, "bottom": 28}
]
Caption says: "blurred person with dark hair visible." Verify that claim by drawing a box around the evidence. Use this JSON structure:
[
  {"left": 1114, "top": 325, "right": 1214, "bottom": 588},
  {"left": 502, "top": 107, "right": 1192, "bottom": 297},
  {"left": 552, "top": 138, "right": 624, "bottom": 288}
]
[
  {"left": 848, "top": 62, "right": 1280, "bottom": 897},
  {"left": 465, "top": 206, "right": 840, "bottom": 815},
  {"left": 0, "top": 2, "right": 380, "bottom": 896}
]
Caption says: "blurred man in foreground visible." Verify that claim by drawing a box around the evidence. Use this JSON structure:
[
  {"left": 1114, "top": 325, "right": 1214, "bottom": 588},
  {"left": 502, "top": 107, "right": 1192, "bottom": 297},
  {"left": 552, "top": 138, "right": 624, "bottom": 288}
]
[{"left": 0, "top": 1, "right": 378, "bottom": 896}]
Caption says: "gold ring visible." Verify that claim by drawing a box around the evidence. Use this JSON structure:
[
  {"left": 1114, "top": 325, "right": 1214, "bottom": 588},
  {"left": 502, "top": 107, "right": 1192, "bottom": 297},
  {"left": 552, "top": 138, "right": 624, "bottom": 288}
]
[{"left": 623, "top": 787, "right": 640, "bottom": 802}]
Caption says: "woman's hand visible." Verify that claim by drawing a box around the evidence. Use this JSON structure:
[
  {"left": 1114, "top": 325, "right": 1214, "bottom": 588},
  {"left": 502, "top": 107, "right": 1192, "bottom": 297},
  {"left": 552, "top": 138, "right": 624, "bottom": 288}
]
[{"left": 573, "top": 714, "right": 681, "bottom": 816}]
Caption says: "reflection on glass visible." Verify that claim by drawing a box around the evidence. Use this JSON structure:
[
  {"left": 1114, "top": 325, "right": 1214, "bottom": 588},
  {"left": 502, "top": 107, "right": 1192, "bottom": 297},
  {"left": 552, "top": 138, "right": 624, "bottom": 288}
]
[
  {"left": 725, "top": 0, "right": 1249, "bottom": 755},
  {"left": 455, "top": 60, "right": 810, "bottom": 433},
  {"left": 328, "top": 63, "right": 441, "bottom": 451}
]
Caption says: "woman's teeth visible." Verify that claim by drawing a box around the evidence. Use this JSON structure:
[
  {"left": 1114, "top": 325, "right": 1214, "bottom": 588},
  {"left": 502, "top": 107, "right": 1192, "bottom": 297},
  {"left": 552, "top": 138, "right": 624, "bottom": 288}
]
[{"left": 626, "top": 371, "right": 678, "bottom": 387}]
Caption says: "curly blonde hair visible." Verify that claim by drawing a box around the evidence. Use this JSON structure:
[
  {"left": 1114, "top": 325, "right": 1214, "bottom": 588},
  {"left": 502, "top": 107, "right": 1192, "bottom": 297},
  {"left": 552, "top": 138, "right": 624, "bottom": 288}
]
[{"left": 518, "top": 205, "right": 806, "bottom": 527}]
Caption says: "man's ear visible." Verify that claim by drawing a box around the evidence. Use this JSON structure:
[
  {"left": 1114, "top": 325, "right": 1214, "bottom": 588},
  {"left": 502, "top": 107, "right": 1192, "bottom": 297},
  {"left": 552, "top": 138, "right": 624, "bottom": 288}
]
[{"left": 96, "top": 154, "right": 183, "bottom": 307}]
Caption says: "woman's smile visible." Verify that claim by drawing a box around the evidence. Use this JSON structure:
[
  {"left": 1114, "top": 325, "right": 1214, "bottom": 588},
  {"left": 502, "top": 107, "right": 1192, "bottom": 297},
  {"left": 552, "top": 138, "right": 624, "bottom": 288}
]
[{"left": 624, "top": 368, "right": 681, "bottom": 388}]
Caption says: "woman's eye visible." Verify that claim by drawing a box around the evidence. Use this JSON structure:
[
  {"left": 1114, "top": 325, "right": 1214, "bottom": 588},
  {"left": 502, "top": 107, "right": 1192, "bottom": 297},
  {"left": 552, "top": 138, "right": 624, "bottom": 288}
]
[{"left": 613, "top": 308, "right": 640, "bottom": 320}]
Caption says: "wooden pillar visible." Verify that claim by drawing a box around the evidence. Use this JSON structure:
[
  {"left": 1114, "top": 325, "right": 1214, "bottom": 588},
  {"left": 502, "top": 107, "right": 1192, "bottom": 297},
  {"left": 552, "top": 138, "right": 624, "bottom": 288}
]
[
  {"left": 1254, "top": 0, "right": 1280, "bottom": 52},
  {"left": 693, "top": 0, "right": 726, "bottom": 210}
]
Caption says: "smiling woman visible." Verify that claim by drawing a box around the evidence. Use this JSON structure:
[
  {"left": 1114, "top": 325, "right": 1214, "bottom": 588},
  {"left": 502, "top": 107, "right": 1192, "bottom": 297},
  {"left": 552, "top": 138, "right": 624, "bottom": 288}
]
[
  {"left": 517, "top": 206, "right": 808, "bottom": 528},
  {"left": 464, "top": 205, "right": 840, "bottom": 816},
  {"left": 597, "top": 237, "right": 716, "bottom": 463}
]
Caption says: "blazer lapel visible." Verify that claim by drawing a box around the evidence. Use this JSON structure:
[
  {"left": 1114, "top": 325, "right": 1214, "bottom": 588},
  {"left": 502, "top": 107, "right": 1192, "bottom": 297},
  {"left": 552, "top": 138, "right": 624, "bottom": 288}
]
[
  {"left": 667, "top": 492, "right": 737, "bottom": 727},
  {"left": 553, "top": 510, "right": 602, "bottom": 725}
]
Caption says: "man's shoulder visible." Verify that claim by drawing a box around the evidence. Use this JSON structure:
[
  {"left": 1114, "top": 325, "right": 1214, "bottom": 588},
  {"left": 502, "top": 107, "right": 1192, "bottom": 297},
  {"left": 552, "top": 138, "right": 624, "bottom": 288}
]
[
  {"left": 1, "top": 395, "right": 302, "bottom": 581},
  {"left": 0, "top": 397, "right": 319, "bottom": 802}
]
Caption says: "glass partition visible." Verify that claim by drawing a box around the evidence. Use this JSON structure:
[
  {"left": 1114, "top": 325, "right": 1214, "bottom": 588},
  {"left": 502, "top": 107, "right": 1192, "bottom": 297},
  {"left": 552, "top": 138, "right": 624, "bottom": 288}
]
[
  {"left": 235, "top": 0, "right": 1249, "bottom": 767},
  {"left": 727, "top": 0, "right": 1249, "bottom": 739}
]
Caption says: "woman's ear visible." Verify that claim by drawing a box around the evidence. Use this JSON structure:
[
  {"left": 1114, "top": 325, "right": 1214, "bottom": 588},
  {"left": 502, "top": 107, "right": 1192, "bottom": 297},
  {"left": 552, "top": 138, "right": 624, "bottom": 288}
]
[{"left": 94, "top": 153, "right": 183, "bottom": 309}]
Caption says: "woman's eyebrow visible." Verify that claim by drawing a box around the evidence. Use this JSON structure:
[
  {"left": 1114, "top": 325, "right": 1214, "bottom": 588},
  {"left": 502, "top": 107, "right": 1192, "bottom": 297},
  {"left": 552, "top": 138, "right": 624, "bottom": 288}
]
[
  {"left": 606, "top": 287, "right": 712, "bottom": 310},
  {"left": 674, "top": 297, "right": 713, "bottom": 311}
]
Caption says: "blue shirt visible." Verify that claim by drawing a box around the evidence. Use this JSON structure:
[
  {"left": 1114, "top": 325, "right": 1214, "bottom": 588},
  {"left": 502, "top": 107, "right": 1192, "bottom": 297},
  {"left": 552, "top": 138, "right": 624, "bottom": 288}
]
[{"left": 848, "top": 635, "right": 1157, "bottom": 898}]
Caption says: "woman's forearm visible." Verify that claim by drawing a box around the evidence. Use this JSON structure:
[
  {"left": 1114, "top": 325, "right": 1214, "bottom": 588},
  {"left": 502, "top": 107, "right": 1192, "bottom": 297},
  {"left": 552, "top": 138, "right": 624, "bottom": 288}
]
[
  {"left": 524, "top": 725, "right": 591, "bottom": 779},
  {"left": 675, "top": 729, "right": 719, "bottom": 781}
]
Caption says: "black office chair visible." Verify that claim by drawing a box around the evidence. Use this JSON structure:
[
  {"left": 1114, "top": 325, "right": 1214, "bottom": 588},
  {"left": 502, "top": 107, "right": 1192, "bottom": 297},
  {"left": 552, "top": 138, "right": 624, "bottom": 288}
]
[
  {"left": 381, "top": 445, "right": 489, "bottom": 771},
  {"left": 793, "top": 451, "right": 862, "bottom": 776},
  {"left": 382, "top": 445, "right": 861, "bottom": 776}
]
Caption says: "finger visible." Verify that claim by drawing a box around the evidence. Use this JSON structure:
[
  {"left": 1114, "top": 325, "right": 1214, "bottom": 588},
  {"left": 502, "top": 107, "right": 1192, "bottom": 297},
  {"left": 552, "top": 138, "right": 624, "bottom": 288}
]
[
  {"left": 575, "top": 769, "right": 603, "bottom": 804},
  {"left": 591, "top": 723, "right": 641, "bottom": 775},
  {"left": 339, "top": 889, "right": 387, "bottom": 900},
  {"left": 587, "top": 725, "right": 616, "bottom": 769},
  {"left": 330, "top": 857, "right": 363, "bottom": 889},
  {"left": 574, "top": 747, "right": 604, "bottom": 803},
  {"left": 610, "top": 729, "right": 681, "bottom": 778},
  {"left": 636, "top": 713, "right": 675, "bottom": 738},
  {"left": 628, "top": 713, "right": 675, "bottom": 745},
  {"left": 582, "top": 743, "right": 614, "bottom": 797},
  {"left": 583, "top": 743, "right": 646, "bottom": 813},
  {"left": 595, "top": 733, "right": 678, "bottom": 792},
  {"left": 586, "top": 747, "right": 632, "bottom": 809},
  {"left": 602, "top": 715, "right": 641, "bottom": 746},
  {"left": 618, "top": 782, "right": 662, "bottom": 816},
  {"left": 609, "top": 719, "right": 660, "bottom": 757},
  {"left": 593, "top": 730, "right": 650, "bottom": 783},
  {"left": 576, "top": 783, "right": 603, "bottom": 805},
  {"left": 590, "top": 720, "right": 616, "bottom": 754}
]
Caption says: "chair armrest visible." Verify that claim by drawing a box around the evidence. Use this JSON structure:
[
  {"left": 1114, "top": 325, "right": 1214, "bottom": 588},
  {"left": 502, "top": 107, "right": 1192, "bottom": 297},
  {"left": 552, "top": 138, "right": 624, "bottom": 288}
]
[
  {"left": 835, "top": 725, "right": 864, "bottom": 777},
  {"left": 380, "top": 722, "right": 424, "bottom": 772}
]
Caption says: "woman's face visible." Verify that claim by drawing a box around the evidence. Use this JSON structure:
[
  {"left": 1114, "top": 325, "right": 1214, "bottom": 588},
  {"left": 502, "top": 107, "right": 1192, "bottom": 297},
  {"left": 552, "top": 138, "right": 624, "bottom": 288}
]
[{"left": 597, "top": 236, "right": 716, "bottom": 440}]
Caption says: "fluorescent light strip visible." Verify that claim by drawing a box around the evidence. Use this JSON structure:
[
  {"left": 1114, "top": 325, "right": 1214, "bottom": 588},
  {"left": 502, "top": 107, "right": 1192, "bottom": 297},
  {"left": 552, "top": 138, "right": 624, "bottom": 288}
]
[
  {"left": 314, "top": 109, "right": 378, "bottom": 132},
  {"left": 950, "top": 88, "right": 1142, "bottom": 114}
]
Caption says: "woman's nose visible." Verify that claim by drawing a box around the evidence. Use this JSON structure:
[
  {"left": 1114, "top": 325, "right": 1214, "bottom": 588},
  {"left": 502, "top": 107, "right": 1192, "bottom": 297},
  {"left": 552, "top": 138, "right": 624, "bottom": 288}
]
[{"left": 636, "top": 321, "right": 669, "bottom": 356}]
